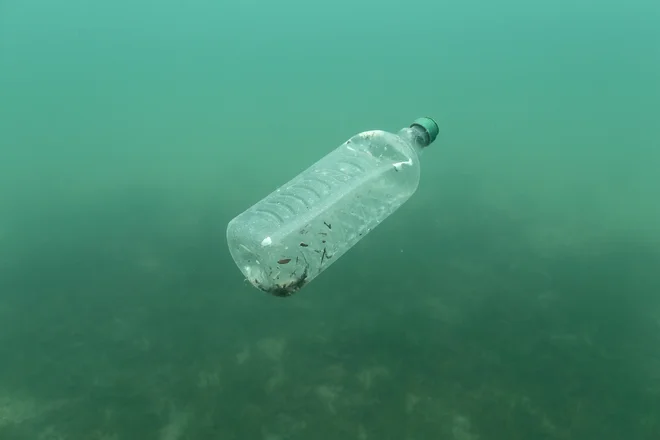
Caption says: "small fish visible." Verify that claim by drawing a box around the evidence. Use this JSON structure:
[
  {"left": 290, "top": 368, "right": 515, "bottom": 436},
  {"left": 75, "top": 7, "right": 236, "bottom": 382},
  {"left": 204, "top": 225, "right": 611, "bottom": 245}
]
[
  {"left": 277, "top": 258, "right": 292, "bottom": 265},
  {"left": 323, "top": 221, "right": 332, "bottom": 230},
  {"left": 299, "top": 242, "right": 309, "bottom": 247}
]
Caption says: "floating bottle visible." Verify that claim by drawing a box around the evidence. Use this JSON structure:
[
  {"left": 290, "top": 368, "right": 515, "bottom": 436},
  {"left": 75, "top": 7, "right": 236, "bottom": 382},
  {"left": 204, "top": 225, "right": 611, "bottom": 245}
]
[{"left": 226, "top": 117, "right": 440, "bottom": 297}]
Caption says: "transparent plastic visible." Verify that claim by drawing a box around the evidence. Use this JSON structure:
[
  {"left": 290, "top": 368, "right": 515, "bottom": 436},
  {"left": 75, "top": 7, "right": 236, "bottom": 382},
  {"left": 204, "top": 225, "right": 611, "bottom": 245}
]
[{"left": 226, "top": 125, "right": 430, "bottom": 296}]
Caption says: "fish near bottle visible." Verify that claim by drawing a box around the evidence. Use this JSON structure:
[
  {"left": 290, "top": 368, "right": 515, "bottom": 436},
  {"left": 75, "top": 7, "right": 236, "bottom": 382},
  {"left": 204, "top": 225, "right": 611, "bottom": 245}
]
[{"left": 226, "top": 117, "right": 440, "bottom": 296}]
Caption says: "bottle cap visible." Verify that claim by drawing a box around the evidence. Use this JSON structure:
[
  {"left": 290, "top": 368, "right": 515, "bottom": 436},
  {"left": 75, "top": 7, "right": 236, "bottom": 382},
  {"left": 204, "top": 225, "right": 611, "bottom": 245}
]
[{"left": 410, "top": 117, "right": 439, "bottom": 146}]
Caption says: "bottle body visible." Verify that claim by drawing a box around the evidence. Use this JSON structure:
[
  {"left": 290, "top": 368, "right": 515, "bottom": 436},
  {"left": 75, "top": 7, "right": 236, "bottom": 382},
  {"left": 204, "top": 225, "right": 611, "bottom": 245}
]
[{"left": 226, "top": 125, "right": 428, "bottom": 297}]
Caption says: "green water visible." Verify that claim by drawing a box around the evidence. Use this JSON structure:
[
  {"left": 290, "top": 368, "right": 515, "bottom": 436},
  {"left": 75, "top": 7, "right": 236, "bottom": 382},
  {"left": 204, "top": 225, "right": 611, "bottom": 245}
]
[{"left": 1, "top": 0, "right": 659, "bottom": 438}]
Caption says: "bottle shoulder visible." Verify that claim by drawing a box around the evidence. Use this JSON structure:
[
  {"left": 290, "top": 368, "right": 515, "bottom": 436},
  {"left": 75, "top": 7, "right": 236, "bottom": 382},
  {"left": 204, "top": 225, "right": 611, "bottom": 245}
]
[{"left": 346, "top": 130, "right": 419, "bottom": 162}]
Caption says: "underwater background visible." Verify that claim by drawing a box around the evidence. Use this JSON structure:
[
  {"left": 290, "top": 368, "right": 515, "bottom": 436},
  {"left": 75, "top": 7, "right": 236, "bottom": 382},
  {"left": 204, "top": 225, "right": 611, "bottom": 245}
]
[{"left": 1, "top": 0, "right": 659, "bottom": 438}]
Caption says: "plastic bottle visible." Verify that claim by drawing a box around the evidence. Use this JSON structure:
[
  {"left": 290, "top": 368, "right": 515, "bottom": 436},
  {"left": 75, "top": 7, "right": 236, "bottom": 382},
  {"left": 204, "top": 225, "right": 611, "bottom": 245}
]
[{"left": 226, "top": 117, "right": 439, "bottom": 297}]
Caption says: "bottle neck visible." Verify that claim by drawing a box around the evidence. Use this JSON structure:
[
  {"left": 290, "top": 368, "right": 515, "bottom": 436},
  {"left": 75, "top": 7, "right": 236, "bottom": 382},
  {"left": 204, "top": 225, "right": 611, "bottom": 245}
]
[{"left": 397, "top": 126, "right": 429, "bottom": 155}]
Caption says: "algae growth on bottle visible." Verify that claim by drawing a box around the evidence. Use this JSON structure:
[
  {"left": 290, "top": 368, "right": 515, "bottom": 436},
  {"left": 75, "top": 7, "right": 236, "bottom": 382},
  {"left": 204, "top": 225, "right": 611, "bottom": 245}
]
[{"left": 226, "top": 117, "right": 440, "bottom": 297}]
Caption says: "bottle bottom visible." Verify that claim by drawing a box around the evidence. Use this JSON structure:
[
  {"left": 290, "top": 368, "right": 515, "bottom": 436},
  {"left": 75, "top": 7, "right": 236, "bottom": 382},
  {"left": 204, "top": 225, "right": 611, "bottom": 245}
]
[{"left": 243, "top": 263, "right": 309, "bottom": 298}]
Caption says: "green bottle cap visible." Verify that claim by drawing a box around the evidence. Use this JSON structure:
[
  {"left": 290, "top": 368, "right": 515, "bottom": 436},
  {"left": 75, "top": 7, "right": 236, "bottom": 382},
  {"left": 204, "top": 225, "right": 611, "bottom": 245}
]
[{"left": 410, "top": 117, "right": 439, "bottom": 146}]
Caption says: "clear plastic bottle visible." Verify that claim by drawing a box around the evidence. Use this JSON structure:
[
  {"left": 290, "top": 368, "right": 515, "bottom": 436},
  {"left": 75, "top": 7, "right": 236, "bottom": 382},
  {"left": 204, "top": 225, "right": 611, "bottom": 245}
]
[{"left": 226, "top": 117, "right": 439, "bottom": 297}]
